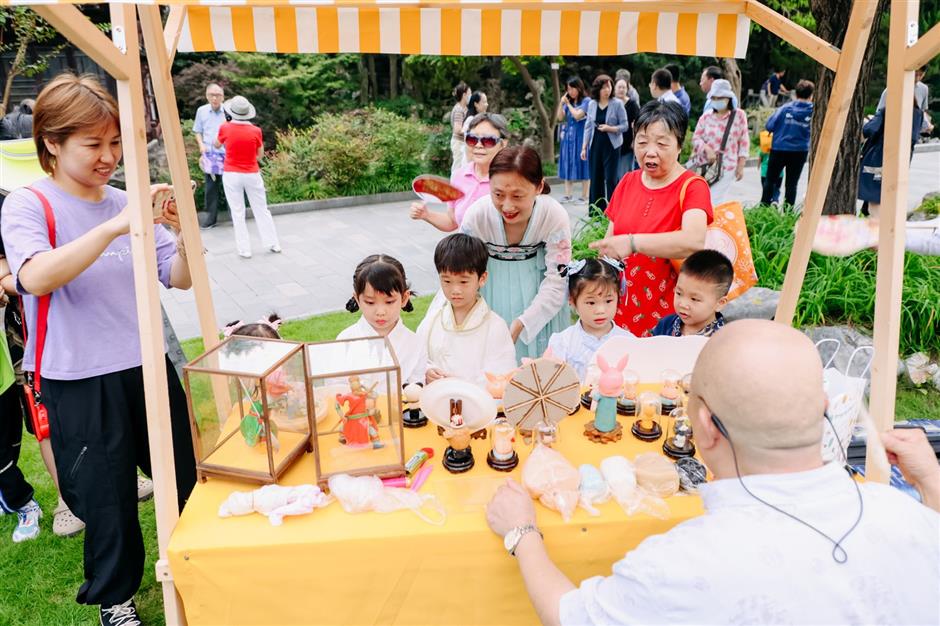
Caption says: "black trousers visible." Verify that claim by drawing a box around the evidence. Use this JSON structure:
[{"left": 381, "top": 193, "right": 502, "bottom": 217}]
[
  {"left": 201, "top": 172, "right": 224, "bottom": 226},
  {"left": 588, "top": 137, "right": 620, "bottom": 216},
  {"left": 761, "top": 149, "right": 807, "bottom": 207},
  {"left": 0, "top": 383, "right": 33, "bottom": 513},
  {"left": 43, "top": 356, "right": 196, "bottom": 606}
]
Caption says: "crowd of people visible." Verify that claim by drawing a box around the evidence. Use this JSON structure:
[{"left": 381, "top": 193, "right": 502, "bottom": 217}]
[{"left": 0, "top": 63, "right": 937, "bottom": 626}]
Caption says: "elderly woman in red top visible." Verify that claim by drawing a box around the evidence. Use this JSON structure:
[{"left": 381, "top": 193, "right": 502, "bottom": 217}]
[{"left": 590, "top": 101, "right": 713, "bottom": 336}]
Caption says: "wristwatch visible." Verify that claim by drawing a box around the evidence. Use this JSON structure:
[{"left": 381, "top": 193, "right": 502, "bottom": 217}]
[{"left": 503, "top": 524, "right": 542, "bottom": 556}]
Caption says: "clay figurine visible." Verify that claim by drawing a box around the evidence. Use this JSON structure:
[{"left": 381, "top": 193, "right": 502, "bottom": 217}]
[
  {"left": 584, "top": 355, "right": 628, "bottom": 443},
  {"left": 663, "top": 408, "right": 696, "bottom": 459},
  {"left": 335, "top": 375, "right": 383, "bottom": 449},
  {"left": 442, "top": 399, "right": 474, "bottom": 473},
  {"left": 487, "top": 417, "right": 519, "bottom": 471},
  {"left": 402, "top": 382, "right": 428, "bottom": 428},
  {"left": 659, "top": 369, "right": 681, "bottom": 415},
  {"left": 238, "top": 379, "right": 280, "bottom": 451},
  {"left": 631, "top": 391, "right": 663, "bottom": 441},
  {"left": 617, "top": 370, "right": 640, "bottom": 416}
]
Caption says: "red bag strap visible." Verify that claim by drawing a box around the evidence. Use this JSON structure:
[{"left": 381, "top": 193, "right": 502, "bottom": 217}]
[{"left": 23, "top": 186, "right": 56, "bottom": 395}]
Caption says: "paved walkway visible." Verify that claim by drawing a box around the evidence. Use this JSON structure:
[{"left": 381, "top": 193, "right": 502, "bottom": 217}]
[{"left": 162, "top": 151, "right": 940, "bottom": 339}]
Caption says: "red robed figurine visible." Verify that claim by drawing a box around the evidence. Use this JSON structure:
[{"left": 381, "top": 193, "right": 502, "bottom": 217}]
[{"left": 335, "top": 376, "right": 384, "bottom": 449}]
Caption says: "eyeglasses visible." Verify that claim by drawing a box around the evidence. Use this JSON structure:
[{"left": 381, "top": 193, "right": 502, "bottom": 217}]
[{"left": 465, "top": 134, "right": 500, "bottom": 148}]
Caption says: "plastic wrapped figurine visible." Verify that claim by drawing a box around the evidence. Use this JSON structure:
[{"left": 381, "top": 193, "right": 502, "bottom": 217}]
[
  {"left": 578, "top": 464, "right": 611, "bottom": 516},
  {"left": 487, "top": 417, "right": 518, "bottom": 471},
  {"left": 442, "top": 399, "right": 474, "bottom": 473},
  {"left": 335, "top": 375, "right": 384, "bottom": 449},
  {"left": 600, "top": 455, "right": 669, "bottom": 518},
  {"left": 522, "top": 443, "right": 580, "bottom": 521},
  {"left": 584, "top": 355, "right": 628, "bottom": 443},
  {"left": 634, "top": 453, "right": 680, "bottom": 498},
  {"left": 218, "top": 484, "right": 331, "bottom": 526},
  {"left": 632, "top": 391, "right": 663, "bottom": 441},
  {"left": 659, "top": 369, "right": 682, "bottom": 415},
  {"left": 533, "top": 420, "right": 558, "bottom": 448}
]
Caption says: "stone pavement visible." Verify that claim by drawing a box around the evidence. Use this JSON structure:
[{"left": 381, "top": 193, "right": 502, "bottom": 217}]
[{"left": 162, "top": 150, "right": 939, "bottom": 339}]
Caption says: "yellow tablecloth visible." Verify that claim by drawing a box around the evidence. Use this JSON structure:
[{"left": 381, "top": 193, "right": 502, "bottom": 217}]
[{"left": 168, "top": 404, "right": 705, "bottom": 625}]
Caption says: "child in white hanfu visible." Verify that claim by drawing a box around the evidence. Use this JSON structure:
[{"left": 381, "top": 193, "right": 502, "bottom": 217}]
[
  {"left": 336, "top": 254, "right": 426, "bottom": 386},
  {"left": 417, "top": 234, "right": 517, "bottom": 389}
]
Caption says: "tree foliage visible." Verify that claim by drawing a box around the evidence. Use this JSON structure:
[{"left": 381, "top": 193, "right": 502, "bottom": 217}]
[{"left": 0, "top": 8, "right": 66, "bottom": 115}]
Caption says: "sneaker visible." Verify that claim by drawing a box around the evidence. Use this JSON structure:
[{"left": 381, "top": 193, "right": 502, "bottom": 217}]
[
  {"left": 199, "top": 222, "right": 217, "bottom": 230},
  {"left": 12, "top": 499, "right": 42, "bottom": 543},
  {"left": 561, "top": 195, "right": 572, "bottom": 202},
  {"left": 137, "top": 476, "right": 154, "bottom": 502},
  {"left": 238, "top": 251, "right": 252, "bottom": 259},
  {"left": 269, "top": 245, "right": 282, "bottom": 253},
  {"left": 575, "top": 197, "right": 587, "bottom": 205},
  {"left": 100, "top": 599, "right": 142, "bottom": 626}
]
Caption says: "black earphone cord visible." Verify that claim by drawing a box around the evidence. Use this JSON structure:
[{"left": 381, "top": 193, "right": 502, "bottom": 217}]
[{"left": 723, "top": 415, "right": 864, "bottom": 564}]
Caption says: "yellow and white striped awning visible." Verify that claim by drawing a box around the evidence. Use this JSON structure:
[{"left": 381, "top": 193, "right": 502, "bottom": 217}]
[{"left": 176, "top": 6, "right": 749, "bottom": 56}]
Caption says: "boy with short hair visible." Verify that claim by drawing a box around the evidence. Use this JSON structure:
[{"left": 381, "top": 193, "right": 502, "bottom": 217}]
[
  {"left": 651, "top": 250, "right": 733, "bottom": 337},
  {"left": 417, "top": 234, "right": 517, "bottom": 388}
]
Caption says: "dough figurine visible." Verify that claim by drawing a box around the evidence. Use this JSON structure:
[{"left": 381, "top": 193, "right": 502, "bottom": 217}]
[
  {"left": 238, "top": 380, "right": 280, "bottom": 451},
  {"left": 584, "top": 355, "right": 628, "bottom": 443},
  {"left": 487, "top": 417, "right": 518, "bottom": 471},
  {"left": 402, "top": 382, "right": 428, "bottom": 428},
  {"left": 617, "top": 370, "right": 640, "bottom": 416},
  {"left": 335, "top": 375, "right": 383, "bottom": 449},
  {"left": 663, "top": 407, "right": 696, "bottom": 459},
  {"left": 659, "top": 369, "right": 681, "bottom": 415},
  {"left": 632, "top": 391, "right": 663, "bottom": 441},
  {"left": 534, "top": 420, "right": 558, "bottom": 448},
  {"left": 442, "top": 399, "right": 474, "bottom": 473}
]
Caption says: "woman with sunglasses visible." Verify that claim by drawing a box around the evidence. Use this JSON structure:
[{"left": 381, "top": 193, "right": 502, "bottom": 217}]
[
  {"left": 459, "top": 145, "right": 571, "bottom": 360},
  {"left": 410, "top": 113, "right": 509, "bottom": 232}
]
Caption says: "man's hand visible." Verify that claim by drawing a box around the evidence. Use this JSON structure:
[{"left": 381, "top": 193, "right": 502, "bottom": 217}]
[
  {"left": 881, "top": 428, "right": 940, "bottom": 512},
  {"left": 486, "top": 479, "right": 537, "bottom": 538}
]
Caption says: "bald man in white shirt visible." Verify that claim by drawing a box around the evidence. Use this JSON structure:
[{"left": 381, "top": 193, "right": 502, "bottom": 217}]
[{"left": 486, "top": 319, "right": 940, "bottom": 626}]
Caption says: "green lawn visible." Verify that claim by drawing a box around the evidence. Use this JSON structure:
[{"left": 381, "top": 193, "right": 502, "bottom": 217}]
[{"left": 2, "top": 295, "right": 937, "bottom": 624}]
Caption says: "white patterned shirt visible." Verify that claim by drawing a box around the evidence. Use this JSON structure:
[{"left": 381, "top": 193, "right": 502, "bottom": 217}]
[
  {"left": 560, "top": 463, "right": 940, "bottom": 625},
  {"left": 336, "top": 316, "right": 427, "bottom": 386},
  {"left": 546, "top": 321, "right": 632, "bottom": 381}
]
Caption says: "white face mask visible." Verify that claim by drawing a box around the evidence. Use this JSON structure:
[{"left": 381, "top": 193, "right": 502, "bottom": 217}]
[{"left": 712, "top": 99, "right": 729, "bottom": 112}]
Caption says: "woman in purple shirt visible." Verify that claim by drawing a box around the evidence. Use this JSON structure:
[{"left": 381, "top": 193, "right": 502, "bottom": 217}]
[{"left": 0, "top": 74, "right": 196, "bottom": 625}]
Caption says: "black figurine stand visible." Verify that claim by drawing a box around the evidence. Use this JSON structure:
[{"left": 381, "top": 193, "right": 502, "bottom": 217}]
[
  {"left": 443, "top": 445, "right": 474, "bottom": 473},
  {"left": 486, "top": 450, "right": 518, "bottom": 472},
  {"left": 663, "top": 438, "right": 696, "bottom": 459},
  {"left": 660, "top": 398, "right": 678, "bottom": 416},
  {"left": 402, "top": 406, "right": 428, "bottom": 428},
  {"left": 631, "top": 420, "right": 663, "bottom": 441}
]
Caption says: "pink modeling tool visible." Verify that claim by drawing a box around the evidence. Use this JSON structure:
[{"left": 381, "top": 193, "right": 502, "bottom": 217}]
[
  {"left": 381, "top": 476, "right": 408, "bottom": 488},
  {"left": 410, "top": 464, "right": 433, "bottom": 492}
]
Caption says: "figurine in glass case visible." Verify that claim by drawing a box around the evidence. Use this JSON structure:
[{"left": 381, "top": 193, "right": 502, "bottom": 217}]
[
  {"left": 618, "top": 370, "right": 639, "bottom": 416},
  {"left": 583, "top": 355, "right": 628, "bottom": 443},
  {"left": 402, "top": 382, "right": 428, "bottom": 428},
  {"left": 335, "top": 375, "right": 384, "bottom": 449},
  {"left": 659, "top": 369, "right": 682, "bottom": 414},
  {"left": 487, "top": 417, "right": 518, "bottom": 471},
  {"left": 663, "top": 407, "right": 696, "bottom": 459},
  {"left": 442, "top": 399, "right": 474, "bottom": 473},
  {"left": 632, "top": 391, "right": 663, "bottom": 441}
]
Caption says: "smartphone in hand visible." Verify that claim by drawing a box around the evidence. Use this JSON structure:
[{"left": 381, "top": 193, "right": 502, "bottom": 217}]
[{"left": 151, "top": 187, "right": 174, "bottom": 220}]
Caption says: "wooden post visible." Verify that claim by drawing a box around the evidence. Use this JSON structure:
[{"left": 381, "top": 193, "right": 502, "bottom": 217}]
[
  {"left": 163, "top": 6, "right": 186, "bottom": 66},
  {"left": 905, "top": 21, "right": 940, "bottom": 70},
  {"left": 109, "top": 4, "right": 187, "bottom": 624},
  {"left": 774, "top": 0, "right": 879, "bottom": 325},
  {"left": 867, "top": 0, "right": 919, "bottom": 483},
  {"left": 744, "top": 0, "right": 841, "bottom": 71}
]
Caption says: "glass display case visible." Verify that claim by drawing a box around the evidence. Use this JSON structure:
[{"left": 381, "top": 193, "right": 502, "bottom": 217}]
[
  {"left": 305, "top": 337, "right": 405, "bottom": 489},
  {"left": 183, "top": 336, "right": 312, "bottom": 484}
]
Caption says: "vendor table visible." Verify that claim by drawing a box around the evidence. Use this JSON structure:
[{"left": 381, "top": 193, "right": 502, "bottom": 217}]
[{"left": 168, "top": 404, "right": 705, "bottom": 625}]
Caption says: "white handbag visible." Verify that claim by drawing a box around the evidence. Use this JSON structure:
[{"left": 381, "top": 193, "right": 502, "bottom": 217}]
[{"left": 816, "top": 339, "right": 873, "bottom": 464}]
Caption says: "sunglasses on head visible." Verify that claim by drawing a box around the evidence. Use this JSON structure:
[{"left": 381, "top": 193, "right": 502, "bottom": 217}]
[{"left": 465, "top": 134, "right": 500, "bottom": 148}]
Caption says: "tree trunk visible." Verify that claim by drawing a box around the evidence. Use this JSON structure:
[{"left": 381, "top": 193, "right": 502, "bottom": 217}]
[
  {"left": 367, "top": 54, "right": 378, "bottom": 103},
  {"left": 509, "top": 56, "right": 556, "bottom": 165},
  {"left": 810, "top": 0, "right": 888, "bottom": 215},
  {"left": 1, "top": 20, "right": 33, "bottom": 117},
  {"left": 389, "top": 54, "right": 398, "bottom": 99},
  {"left": 720, "top": 58, "right": 742, "bottom": 103},
  {"left": 357, "top": 56, "right": 369, "bottom": 105}
]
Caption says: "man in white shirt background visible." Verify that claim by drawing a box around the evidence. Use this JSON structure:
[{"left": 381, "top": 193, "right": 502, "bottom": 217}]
[
  {"left": 649, "top": 68, "right": 681, "bottom": 107},
  {"left": 486, "top": 319, "right": 940, "bottom": 626}
]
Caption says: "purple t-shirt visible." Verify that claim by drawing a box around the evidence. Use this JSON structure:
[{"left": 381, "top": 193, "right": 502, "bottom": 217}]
[{"left": 1, "top": 178, "right": 177, "bottom": 380}]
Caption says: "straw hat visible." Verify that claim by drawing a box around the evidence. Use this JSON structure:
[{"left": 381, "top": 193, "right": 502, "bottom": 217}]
[{"left": 223, "top": 95, "right": 256, "bottom": 121}]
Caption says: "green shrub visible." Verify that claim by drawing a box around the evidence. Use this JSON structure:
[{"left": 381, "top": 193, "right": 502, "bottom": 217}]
[
  {"left": 308, "top": 113, "right": 373, "bottom": 194},
  {"left": 424, "top": 127, "right": 453, "bottom": 177},
  {"left": 366, "top": 109, "right": 426, "bottom": 191},
  {"left": 262, "top": 127, "right": 327, "bottom": 203},
  {"left": 746, "top": 204, "right": 940, "bottom": 356}
]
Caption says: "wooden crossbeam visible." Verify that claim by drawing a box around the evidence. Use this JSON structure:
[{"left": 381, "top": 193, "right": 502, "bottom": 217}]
[
  {"left": 775, "top": 0, "right": 878, "bottom": 325},
  {"left": 867, "top": 0, "right": 920, "bottom": 484},
  {"left": 164, "top": 6, "right": 186, "bottom": 66},
  {"left": 906, "top": 21, "right": 940, "bottom": 70},
  {"left": 32, "top": 4, "right": 132, "bottom": 81},
  {"left": 744, "top": 0, "right": 840, "bottom": 71}
]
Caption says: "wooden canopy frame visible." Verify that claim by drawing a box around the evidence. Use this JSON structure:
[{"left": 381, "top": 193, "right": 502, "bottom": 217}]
[{"left": 4, "top": 0, "right": 937, "bottom": 622}]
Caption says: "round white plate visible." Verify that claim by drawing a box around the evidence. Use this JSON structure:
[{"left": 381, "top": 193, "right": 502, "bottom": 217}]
[{"left": 419, "top": 379, "right": 498, "bottom": 431}]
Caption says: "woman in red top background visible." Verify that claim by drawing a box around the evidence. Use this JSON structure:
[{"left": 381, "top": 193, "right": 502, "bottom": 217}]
[
  {"left": 214, "top": 95, "right": 282, "bottom": 259},
  {"left": 590, "top": 101, "right": 712, "bottom": 336}
]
